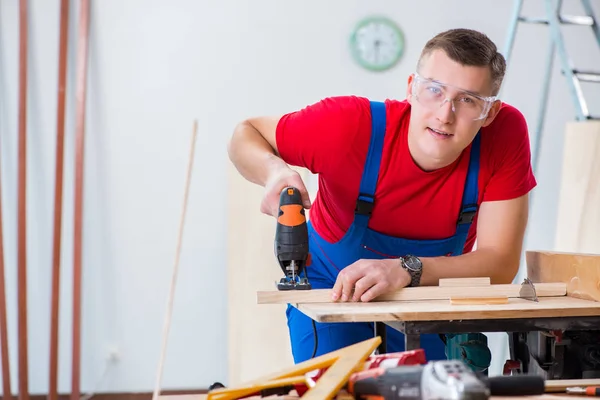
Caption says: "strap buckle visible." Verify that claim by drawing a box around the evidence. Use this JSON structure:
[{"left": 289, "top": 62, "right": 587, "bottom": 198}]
[
  {"left": 355, "top": 193, "right": 374, "bottom": 216},
  {"left": 457, "top": 204, "right": 478, "bottom": 225}
]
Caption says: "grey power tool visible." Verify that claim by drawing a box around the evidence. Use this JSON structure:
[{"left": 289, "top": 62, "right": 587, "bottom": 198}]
[{"left": 349, "top": 359, "right": 545, "bottom": 400}]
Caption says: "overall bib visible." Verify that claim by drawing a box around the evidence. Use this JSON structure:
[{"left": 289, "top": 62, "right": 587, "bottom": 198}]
[{"left": 286, "top": 100, "right": 481, "bottom": 363}]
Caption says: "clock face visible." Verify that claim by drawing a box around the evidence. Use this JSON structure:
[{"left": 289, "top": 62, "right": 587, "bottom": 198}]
[{"left": 350, "top": 16, "right": 405, "bottom": 72}]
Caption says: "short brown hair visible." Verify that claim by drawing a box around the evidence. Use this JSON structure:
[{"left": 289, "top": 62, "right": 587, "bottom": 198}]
[{"left": 417, "top": 28, "right": 506, "bottom": 95}]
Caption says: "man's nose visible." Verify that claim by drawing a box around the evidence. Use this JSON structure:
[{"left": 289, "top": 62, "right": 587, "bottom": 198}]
[{"left": 437, "top": 98, "right": 455, "bottom": 124}]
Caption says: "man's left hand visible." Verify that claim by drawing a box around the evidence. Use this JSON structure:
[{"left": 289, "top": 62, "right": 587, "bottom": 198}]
[{"left": 330, "top": 258, "right": 411, "bottom": 302}]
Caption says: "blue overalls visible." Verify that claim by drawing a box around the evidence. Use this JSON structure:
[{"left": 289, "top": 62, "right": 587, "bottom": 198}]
[{"left": 285, "top": 100, "right": 481, "bottom": 363}]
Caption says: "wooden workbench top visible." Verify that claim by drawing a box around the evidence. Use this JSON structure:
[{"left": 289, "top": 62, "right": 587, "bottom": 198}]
[{"left": 295, "top": 295, "right": 600, "bottom": 323}]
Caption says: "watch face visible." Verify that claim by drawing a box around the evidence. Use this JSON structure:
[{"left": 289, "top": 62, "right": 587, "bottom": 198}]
[{"left": 404, "top": 256, "right": 422, "bottom": 271}]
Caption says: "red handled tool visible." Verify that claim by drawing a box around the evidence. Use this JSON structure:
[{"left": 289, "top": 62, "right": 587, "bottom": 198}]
[{"left": 566, "top": 386, "right": 600, "bottom": 396}]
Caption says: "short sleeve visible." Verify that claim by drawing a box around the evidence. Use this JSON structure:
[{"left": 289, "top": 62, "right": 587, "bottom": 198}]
[
  {"left": 276, "top": 96, "right": 371, "bottom": 175},
  {"left": 482, "top": 105, "right": 538, "bottom": 201}
]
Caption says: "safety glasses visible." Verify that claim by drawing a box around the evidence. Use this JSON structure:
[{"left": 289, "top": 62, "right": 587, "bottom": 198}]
[{"left": 411, "top": 73, "right": 498, "bottom": 121}]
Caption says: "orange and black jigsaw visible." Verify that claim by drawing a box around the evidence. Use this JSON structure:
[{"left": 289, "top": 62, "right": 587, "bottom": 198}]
[{"left": 274, "top": 186, "right": 312, "bottom": 290}]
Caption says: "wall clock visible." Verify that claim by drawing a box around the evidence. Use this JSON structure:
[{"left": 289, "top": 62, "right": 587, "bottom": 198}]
[{"left": 349, "top": 16, "right": 405, "bottom": 72}]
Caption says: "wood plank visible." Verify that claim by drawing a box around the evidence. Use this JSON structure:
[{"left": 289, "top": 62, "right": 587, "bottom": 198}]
[
  {"left": 440, "top": 277, "right": 490, "bottom": 287},
  {"left": 209, "top": 338, "right": 380, "bottom": 400},
  {"left": 554, "top": 121, "right": 600, "bottom": 255},
  {"left": 257, "top": 283, "right": 567, "bottom": 304},
  {"left": 450, "top": 296, "right": 508, "bottom": 305},
  {"left": 295, "top": 296, "right": 600, "bottom": 323},
  {"left": 527, "top": 251, "right": 600, "bottom": 302}
]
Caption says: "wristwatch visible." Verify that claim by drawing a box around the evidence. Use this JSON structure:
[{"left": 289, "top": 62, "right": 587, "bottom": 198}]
[{"left": 399, "top": 254, "right": 423, "bottom": 287}]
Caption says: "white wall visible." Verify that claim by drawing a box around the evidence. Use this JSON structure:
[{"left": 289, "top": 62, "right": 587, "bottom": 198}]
[{"left": 0, "top": 0, "right": 598, "bottom": 395}]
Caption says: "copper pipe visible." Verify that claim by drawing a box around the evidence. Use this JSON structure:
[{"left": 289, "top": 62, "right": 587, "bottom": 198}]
[
  {"left": 17, "top": 1, "right": 29, "bottom": 399},
  {"left": 49, "top": 1, "right": 70, "bottom": 399},
  {"left": 72, "top": 1, "right": 90, "bottom": 399}
]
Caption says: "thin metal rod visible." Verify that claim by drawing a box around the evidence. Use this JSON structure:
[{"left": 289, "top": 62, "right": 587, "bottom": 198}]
[
  {"left": 18, "top": 1, "right": 30, "bottom": 399},
  {"left": 72, "top": 1, "right": 91, "bottom": 399},
  {"left": 152, "top": 121, "right": 198, "bottom": 400},
  {"left": 503, "top": 0, "right": 524, "bottom": 64},
  {"left": 532, "top": 36, "right": 555, "bottom": 174},
  {"left": 0, "top": 73, "right": 14, "bottom": 400},
  {"left": 545, "top": 0, "right": 590, "bottom": 120},
  {"left": 49, "top": 1, "right": 70, "bottom": 399}
]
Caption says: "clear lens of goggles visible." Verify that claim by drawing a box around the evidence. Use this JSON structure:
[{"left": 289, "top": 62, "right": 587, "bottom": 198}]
[{"left": 412, "top": 73, "right": 497, "bottom": 121}]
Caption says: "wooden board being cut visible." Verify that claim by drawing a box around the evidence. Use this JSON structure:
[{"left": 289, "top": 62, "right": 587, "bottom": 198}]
[
  {"left": 295, "top": 296, "right": 600, "bottom": 323},
  {"left": 440, "top": 277, "right": 491, "bottom": 287},
  {"left": 257, "top": 282, "right": 566, "bottom": 304},
  {"left": 450, "top": 296, "right": 508, "bottom": 305},
  {"left": 554, "top": 120, "right": 600, "bottom": 255},
  {"left": 527, "top": 250, "right": 600, "bottom": 302}
]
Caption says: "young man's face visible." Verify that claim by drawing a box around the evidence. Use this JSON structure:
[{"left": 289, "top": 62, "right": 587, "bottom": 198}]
[{"left": 406, "top": 49, "right": 501, "bottom": 170}]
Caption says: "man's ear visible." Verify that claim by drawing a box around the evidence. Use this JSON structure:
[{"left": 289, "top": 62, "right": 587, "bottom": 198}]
[
  {"left": 481, "top": 100, "right": 502, "bottom": 127},
  {"left": 406, "top": 74, "right": 415, "bottom": 102}
]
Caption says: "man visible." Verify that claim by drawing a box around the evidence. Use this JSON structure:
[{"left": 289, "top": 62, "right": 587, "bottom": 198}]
[{"left": 227, "top": 28, "right": 537, "bottom": 364}]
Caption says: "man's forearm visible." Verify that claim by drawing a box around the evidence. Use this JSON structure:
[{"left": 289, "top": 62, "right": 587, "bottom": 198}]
[
  {"left": 227, "top": 121, "right": 287, "bottom": 187},
  {"left": 419, "top": 248, "right": 521, "bottom": 286}
]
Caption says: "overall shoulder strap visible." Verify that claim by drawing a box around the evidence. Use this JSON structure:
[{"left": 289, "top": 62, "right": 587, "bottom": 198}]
[
  {"left": 456, "top": 132, "right": 481, "bottom": 235},
  {"left": 354, "top": 100, "right": 387, "bottom": 226}
]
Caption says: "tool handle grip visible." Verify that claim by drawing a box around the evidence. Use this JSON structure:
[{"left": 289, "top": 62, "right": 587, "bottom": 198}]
[
  {"left": 586, "top": 386, "right": 600, "bottom": 396},
  {"left": 484, "top": 375, "right": 545, "bottom": 396}
]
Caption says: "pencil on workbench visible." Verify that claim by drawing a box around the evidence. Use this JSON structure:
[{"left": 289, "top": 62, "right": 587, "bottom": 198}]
[{"left": 566, "top": 386, "right": 600, "bottom": 396}]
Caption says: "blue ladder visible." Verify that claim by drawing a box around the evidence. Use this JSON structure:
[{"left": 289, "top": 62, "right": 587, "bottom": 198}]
[{"left": 502, "top": 0, "right": 600, "bottom": 173}]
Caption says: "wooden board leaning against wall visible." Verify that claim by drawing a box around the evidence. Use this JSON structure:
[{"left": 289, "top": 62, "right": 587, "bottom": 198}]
[
  {"left": 524, "top": 120, "right": 600, "bottom": 305},
  {"left": 554, "top": 120, "right": 600, "bottom": 255},
  {"left": 227, "top": 163, "right": 317, "bottom": 386}
]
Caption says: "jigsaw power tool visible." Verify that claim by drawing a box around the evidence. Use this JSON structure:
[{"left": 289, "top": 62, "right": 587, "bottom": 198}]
[{"left": 274, "top": 186, "right": 311, "bottom": 290}]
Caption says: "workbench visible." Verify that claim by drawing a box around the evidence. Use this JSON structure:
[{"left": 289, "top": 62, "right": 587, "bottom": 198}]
[
  {"left": 294, "top": 295, "right": 600, "bottom": 351},
  {"left": 187, "top": 251, "right": 600, "bottom": 399},
  {"left": 184, "top": 294, "right": 600, "bottom": 400}
]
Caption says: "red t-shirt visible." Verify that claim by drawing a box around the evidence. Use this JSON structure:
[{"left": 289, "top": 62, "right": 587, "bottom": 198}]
[{"left": 275, "top": 96, "right": 537, "bottom": 253}]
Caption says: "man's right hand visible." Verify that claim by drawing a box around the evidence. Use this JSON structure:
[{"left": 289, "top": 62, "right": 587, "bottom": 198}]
[{"left": 262, "top": 166, "right": 311, "bottom": 218}]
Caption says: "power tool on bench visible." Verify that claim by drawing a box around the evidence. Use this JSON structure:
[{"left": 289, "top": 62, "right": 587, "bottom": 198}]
[
  {"left": 347, "top": 359, "right": 545, "bottom": 400},
  {"left": 274, "top": 186, "right": 311, "bottom": 290}
]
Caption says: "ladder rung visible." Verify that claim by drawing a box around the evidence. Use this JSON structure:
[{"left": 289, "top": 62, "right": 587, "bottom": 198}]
[
  {"left": 574, "top": 70, "right": 600, "bottom": 83},
  {"left": 517, "top": 15, "right": 594, "bottom": 26},
  {"left": 518, "top": 16, "right": 550, "bottom": 24},
  {"left": 559, "top": 15, "right": 594, "bottom": 26}
]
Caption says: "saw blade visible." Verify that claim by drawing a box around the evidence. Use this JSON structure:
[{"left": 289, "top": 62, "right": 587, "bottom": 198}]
[{"left": 519, "top": 277, "right": 539, "bottom": 302}]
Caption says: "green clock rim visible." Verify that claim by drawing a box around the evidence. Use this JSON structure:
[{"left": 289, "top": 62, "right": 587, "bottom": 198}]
[{"left": 349, "top": 16, "right": 405, "bottom": 72}]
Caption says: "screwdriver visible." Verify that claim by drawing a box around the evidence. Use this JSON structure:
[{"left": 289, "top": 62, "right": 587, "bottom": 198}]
[{"left": 566, "top": 386, "right": 600, "bottom": 396}]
